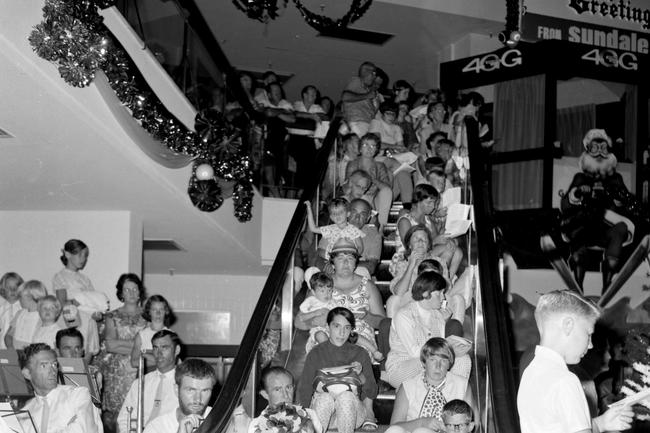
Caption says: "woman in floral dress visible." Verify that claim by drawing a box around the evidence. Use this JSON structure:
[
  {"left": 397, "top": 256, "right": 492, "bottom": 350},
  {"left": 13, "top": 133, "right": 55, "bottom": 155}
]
[{"left": 97, "top": 273, "right": 147, "bottom": 432}]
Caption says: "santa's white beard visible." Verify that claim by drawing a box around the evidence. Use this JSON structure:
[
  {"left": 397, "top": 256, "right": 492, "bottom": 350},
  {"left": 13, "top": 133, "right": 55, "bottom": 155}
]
[{"left": 579, "top": 152, "right": 617, "bottom": 178}]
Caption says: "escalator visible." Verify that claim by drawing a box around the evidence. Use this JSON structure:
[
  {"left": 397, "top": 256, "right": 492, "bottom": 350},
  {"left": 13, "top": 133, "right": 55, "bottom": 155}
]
[
  {"left": 98, "top": 2, "right": 522, "bottom": 431},
  {"left": 195, "top": 116, "right": 521, "bottom": 433}
]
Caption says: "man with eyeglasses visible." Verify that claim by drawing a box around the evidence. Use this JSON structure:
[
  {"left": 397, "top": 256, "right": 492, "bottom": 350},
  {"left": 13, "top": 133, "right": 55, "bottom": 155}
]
[
  {"left": 342, "top": 61, "right": 379, "bottom": 137},
  {"left": 560, "top": 128, "right": 637, "bottom": 292},
  {"left": 18, "top": 343, "right": 103, "bottom": 432}
]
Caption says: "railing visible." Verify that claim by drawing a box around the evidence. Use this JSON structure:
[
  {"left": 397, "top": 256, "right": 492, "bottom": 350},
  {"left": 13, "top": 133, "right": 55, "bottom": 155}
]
[
  {"left": 196, "top": 117, "right": 341, "bottom": 433},
  {"left": 466, "top": 117, "right": 520, "bottom": 433}
]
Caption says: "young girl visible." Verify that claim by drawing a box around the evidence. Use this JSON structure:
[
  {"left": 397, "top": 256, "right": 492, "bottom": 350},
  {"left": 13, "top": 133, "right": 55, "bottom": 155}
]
[
  {"left": 6, "top": 280, "right": 47, "bottom": 349},
  {"left": 130, "top": 294, "right": 174, "bottom": 370},
  {"left": 0, "top": 272, "right": 24, "bottom": 349},
  {"left": 305, "top": 198, "right": 364, "bottom": 261},
  {"left": 31, "top": 295, "right": 63, "bottom": 348},
  {"left": 52, "top": 239, "right": 108, "bottom": 318}
]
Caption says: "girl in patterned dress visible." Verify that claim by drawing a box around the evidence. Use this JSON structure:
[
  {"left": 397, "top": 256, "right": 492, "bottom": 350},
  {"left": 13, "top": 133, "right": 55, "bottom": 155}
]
[{"left": 305, "top": 198, "right": 364, "bottom": 261}]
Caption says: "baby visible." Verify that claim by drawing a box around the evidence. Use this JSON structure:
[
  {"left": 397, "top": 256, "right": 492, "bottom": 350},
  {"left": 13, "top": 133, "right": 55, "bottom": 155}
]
[
  {"left": 442, "top": 400, "right": 475, "bottom": 433},
  {"left": 32, "top": 295, "right": 63, "bottom": 348},
  {"left": 305, "top": 198, "right": 364, "bottom": 261},
  {"left": 300, "top": 272, "right": 338, "bottom": 352}
]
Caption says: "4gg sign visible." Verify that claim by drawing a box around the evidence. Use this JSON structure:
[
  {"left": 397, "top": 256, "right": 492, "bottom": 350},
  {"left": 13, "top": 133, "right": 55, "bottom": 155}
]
[
  {"left": 581, "top": 48, "right": 638, "bottom": 70},
  {"left": 462, "top": 49, "right": 523, "bottom": 74}
]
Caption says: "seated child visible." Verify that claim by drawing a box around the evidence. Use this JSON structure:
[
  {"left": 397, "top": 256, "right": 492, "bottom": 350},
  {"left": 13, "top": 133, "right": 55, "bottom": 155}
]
[
  {"left": 249, "top": 366, "right": 321, "bottom": 433},
  {"left": 32, "top": 295, "right": 63, "bottom": 348},
  {"left": 6, "top": 280, "right": 47, "bottom": 349},
  {"left": 301, "top": 272, "right": 383, "bottom": 362},
  {"left": 442, "top": 400, "right": 475, "bottom": 433},
  {"left": 305, "top": 198, "right": 364, "bottom": 262},
  {"left": 517, "top": 290, "right": 634, "bottom": 433},
  {"left": 301, "top": 272, "right": 338, "bottom": 353}
]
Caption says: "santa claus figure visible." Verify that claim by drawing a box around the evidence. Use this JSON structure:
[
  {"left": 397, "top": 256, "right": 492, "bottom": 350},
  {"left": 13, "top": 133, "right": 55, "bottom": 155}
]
[{"left": 560, "top": 129, "right": 634, "bottom": 293}]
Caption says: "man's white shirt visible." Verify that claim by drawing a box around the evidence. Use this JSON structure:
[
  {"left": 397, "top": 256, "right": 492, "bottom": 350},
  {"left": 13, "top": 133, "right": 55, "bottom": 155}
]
[{"left": 117, "top": 368, "right": 178, "bottom": 433}]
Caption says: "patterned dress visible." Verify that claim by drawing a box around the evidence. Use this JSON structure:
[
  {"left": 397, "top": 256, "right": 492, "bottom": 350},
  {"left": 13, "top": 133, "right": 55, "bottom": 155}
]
[
  {"left": 96, "top": 308, "right": 146, "bottom": 427},
  {"left": 332, "top": 278, "right": 376, "bottom": 353}
]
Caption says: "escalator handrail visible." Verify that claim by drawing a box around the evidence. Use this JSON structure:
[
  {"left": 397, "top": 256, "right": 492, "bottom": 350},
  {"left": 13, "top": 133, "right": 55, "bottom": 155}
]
[
  {"left": 465, "top": 117, "right": 521, "bottom": 433},
  {"left": 197, "top": 117, "right": 342, "bottom": 433}
]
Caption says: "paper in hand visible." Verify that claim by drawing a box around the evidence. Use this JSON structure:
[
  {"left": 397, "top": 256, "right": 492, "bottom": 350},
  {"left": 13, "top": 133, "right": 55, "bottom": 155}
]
[
  {"left": 444, "top": 203, "right": 472, "bottom": 238},
  {"left": 441, "top": 187, "right": 461, "bottom": 208}
]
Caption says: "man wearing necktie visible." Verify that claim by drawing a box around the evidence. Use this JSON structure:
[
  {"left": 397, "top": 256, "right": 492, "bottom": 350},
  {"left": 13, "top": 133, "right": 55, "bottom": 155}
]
[
  {"left": 18, "top": 343, "right": 103, "bottom": 433},
  {"left": 117, "top": 330, "right": 181, "bottom": 433}
]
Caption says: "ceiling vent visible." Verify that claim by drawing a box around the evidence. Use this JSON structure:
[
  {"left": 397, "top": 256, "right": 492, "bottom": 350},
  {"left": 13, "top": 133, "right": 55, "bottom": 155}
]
[
  {"left": 317, "top": 28, "right": 394, "bottom": 45},
  {"left": 143, "top": 239, "right": 186, "bottom": 251},
  {"left": 0, "top": 127, "right": 15, "bottom": 138}
]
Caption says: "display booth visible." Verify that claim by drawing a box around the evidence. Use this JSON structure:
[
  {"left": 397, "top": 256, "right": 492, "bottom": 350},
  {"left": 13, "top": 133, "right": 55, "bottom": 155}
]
[{"left": 440, "top": 39, "right": 649, "bottom": 212}]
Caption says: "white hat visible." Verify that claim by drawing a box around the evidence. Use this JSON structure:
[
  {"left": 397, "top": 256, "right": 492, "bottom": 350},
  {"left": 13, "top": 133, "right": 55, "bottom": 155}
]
[{"left": 582, "top": 129, "right": 612, "bottom": 149}]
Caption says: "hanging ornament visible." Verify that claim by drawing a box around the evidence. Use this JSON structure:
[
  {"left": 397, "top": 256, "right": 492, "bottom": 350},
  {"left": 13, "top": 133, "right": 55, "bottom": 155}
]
[
  {"left": 188, "top": 178, "right": 224, "bottom": 212},
  {"left": 292, "top": 0, "right": 373, "bottom": 32},
  {"left": 195, "top": 163, "right": 215, "bottom": 181}
]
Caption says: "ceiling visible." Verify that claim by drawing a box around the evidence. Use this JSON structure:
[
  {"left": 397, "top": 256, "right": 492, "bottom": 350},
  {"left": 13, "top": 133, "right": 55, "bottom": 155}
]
[
  {"left": 196, "top": 1, "right": 504, "bottom": 99},
  {"left": 0, "top": 0, "right": 504, "bottom": 276}
]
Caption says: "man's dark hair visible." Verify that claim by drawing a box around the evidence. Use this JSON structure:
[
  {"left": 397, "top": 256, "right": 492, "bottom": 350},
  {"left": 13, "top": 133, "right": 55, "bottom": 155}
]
[
  {"left": 175, "top": 358, "right": 217, "bottom": 386},
  {"left": 151, "top": 329, "right": 182, "bottom": 349},
  {"left": 21, "top": 343, "right": 55, "bottom": 369},
  {"left": 260, "top": 366, "right": 294, "bottom": 390},
  {"left": 55, "top": 327, "right": 84, "bottom": 349}
]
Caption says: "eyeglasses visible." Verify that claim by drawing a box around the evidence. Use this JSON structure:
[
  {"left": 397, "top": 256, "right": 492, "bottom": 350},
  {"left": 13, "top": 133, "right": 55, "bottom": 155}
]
[
  {"left": 587, "top": 140, "right": 609, "bottom": 156},
  {"left": 444, "top": 422, "right": 471, "bottom": 431}
]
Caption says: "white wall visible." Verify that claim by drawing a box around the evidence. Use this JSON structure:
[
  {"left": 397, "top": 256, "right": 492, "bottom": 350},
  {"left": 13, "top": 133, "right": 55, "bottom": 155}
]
[
  {"left": 0, "top": 211, "right": 142, "bottom": 309},
  {"left": 144, "top": 273, "right": 268, "bottom": 344}
]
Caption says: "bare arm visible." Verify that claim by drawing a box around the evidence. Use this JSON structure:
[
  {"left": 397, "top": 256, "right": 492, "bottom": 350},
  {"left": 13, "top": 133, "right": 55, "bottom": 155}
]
[
  {"left": 390, "top": 385, "right": 443, "bottom": 432},
  {"left": 304, "top": 201, "right": 322, "bottom": 235},
  {"left": 391, "top": 254, "right": 420, "bottom": 296},
  {"left": 295, "top": 310, "right": 328, "bottom": 330},
  {"left": 341, "top": 89, "right": 375, "bottom": 103},
  {"left": 104, "top": 314, "right": 135, "bottom": 354},
  {"left": 363, "top": 280, "right": 386, "bottom": 329}
]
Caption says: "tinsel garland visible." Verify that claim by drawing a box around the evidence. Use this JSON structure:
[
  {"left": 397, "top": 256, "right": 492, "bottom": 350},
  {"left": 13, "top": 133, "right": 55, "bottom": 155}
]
[
  {"left": 232, "top": 0, "right": 288, "bottom": 23},
  {"left": 292, "top": 0, "right": 373, "bottom": 32},
  {"left": 28, "top": 0, "right": 254, "bottom": 222}
]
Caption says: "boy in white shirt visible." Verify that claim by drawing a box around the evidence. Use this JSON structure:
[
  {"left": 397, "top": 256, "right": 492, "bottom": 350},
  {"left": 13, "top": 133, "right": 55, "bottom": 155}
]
[{"left": 517, "top": 290, "right": 634, "bottom": 433}]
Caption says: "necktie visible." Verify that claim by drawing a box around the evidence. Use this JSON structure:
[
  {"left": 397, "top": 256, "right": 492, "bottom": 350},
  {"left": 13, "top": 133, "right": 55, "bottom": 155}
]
[
  {"left": 40, "top": 397, "right": 49, "bottom": 433},
  {"left": 146, "top": 373, "right": 164, "bottom": 424}
]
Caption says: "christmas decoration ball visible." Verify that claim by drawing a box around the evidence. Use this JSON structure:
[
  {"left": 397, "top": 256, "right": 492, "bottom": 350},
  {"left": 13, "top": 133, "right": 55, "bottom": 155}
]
[{"left": 195, "top": 163, "right": 214, "bottom": 180}]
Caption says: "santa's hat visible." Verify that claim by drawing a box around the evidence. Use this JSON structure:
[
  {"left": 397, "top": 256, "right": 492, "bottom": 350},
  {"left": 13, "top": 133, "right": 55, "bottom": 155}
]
[{"left": 582, "top": 129, "right": 612, "bottom": 149}]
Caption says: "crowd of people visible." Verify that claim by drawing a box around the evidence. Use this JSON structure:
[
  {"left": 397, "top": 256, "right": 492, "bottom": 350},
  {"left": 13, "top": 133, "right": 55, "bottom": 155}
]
[
  {"left": 0, "top": 240, "right": 223, "bottom": 433},
  {"left": 2, "top": 59, "right": 644, "bottom": 433}
]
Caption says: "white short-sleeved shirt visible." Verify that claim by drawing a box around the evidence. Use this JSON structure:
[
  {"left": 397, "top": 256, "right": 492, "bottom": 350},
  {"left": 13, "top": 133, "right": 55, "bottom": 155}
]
[{"left": 517, "top": 345, "right": 591, "bottom": 433}]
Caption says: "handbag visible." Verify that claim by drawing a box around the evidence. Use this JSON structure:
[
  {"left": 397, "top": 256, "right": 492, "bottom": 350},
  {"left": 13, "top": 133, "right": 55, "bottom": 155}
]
[{"left": 313, "top": 365, "right": 362, "bottom": 396}]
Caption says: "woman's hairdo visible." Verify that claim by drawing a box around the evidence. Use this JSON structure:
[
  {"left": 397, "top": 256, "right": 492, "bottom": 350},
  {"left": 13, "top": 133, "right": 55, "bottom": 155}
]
[
  {"left": 326, "top": 307, "right": 358, "bottom": 344},
  {"left": 420, "top": 337, "right": 455, "bottom": 368},
  {"left": 412, "top": 271, "right": 447, "bottom": 301},
  {"left": 60, "top": 239, "right": 88, "bottom": 266},
  {"left": 115, "top": 273, "right": 145, "bottom": 303},
  {"left": 142, "top": 294, "right": 175, "bottom": 326},
  {"left": 412, "top": 183, "right": 439, "bottom": 204},
  {"left": 403, "top": 224, "right": 434, "bottom": 258}
]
